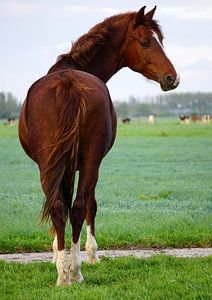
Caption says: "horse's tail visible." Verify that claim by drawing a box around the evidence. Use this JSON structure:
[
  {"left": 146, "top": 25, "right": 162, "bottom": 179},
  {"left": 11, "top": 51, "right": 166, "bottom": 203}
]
[{"left": 40, "top": 71, "right": 88, "bottom": 224}]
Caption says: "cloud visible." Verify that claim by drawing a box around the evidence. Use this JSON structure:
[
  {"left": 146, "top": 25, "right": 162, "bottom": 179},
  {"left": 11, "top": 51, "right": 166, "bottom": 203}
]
[
  {"left": 64, "top": 5, "right": 122, "bottom": 16},
  {"left": 166, "top": 45, "right": 212, "bottom": 68},
  {"left": 160, "top": 6, "right": 212, "bottom": 21},
  {"left": 65, "top": 5, "right": 89, "bottom": 13},
  {"left": 177, "top": 68, "right": 212, "bottom": 93},
  {"left": 55, "top": 42, "right": 71, "bottom": 51},
  {"left": 101, "top": 7, "right": 123, "bottom": 16},
  {"left": 183, "top": 58, "right": 212, "bottom": 71},
  {"left": 6, "top": 2, "right": 36, "bottom": 16}
]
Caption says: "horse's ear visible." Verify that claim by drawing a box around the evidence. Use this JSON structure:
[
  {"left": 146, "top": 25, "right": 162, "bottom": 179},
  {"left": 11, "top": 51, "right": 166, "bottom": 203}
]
[
  {"left": 134, "top": 6, "right": 146, "bottom": 27},
  {"left": 145, "top": 6, "right": 157, "bottom": 20}
]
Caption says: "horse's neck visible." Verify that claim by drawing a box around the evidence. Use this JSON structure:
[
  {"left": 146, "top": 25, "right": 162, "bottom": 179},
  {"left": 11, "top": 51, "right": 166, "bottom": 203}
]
[
  {"left": 79, "top": 45, "right": 125, "bottom": 83},
  {"left": 48, "top": 18, "right": 129, "bottom": 82},
  {"left": 49, "top": 42, "right": 125, "bottom": 82}
]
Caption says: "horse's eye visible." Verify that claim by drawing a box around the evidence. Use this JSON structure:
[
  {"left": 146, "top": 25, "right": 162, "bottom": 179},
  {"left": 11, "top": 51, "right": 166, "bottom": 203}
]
[{"left": 140, "top": 42, "right": 148, "bottom": 49}]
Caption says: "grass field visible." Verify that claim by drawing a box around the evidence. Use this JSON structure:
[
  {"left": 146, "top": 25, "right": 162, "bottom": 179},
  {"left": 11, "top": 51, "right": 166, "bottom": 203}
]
[
  {"left": 0, "top": 256, "right": 211, "bottom": 299},
  {"left": 0, "top": 119, "right": 211, "bottom": 299},
  {"left": 0, "top": 119, "right": 212, "bottom": 252}
]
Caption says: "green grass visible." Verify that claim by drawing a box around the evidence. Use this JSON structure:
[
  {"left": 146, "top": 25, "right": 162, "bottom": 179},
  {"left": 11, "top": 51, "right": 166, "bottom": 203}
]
[
  {"left": 0, "top": 256, "right": 211, "bottom": 299},
  {"left": 0, "top": 119, "right": 212, "bottom": 252}
]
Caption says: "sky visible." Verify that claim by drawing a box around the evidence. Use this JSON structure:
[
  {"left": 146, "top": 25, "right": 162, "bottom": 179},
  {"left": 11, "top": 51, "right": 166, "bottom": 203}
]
[{"left": 1, "top": 0, "right": 212, "bottom": 102}]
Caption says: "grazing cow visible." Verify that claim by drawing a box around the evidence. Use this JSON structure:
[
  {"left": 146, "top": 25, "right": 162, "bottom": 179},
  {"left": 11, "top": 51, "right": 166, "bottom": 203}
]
[
  {"left": 191, "top": 115, "right": 202, "bottom": 122},
  {"left": 4, "top": 118, "right": 16, "bottom": 126},
  {"left": 202, "top": 115, "right": 212, "bottom": 124},
  {"left": 179, "top": 115, "right": 190, "bottom": 124},
  {"left": 122, "top": 117, "right": 131, "bottom": 124},
  {"left": 148, "top": 115, "right": 155, "bottom": 124}
]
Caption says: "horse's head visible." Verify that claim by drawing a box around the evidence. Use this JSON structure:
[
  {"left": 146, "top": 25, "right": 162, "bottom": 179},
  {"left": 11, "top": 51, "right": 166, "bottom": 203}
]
[{"left": 121, "top": 6, "right": 180, "bottom": 91}]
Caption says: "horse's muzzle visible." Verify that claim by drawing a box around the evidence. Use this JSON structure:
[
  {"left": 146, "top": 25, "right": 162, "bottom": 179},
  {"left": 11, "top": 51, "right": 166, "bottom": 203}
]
[{"left": 161, "top": 74, "right": 180, "bottom": 91}]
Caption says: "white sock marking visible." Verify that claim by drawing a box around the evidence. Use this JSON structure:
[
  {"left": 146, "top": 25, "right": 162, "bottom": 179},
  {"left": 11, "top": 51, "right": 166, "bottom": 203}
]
[
  {"left": 85, "top": 225, "right": 100, "bottom": 264},
  {"left": 52, "top": 235, "right": 58, "bottom": 264},
  {"left": 56, "top": 250, "right": 70, "bottom": 286},
  {"left": 70, "top": 237, "right": 83, "bottom": 282}
]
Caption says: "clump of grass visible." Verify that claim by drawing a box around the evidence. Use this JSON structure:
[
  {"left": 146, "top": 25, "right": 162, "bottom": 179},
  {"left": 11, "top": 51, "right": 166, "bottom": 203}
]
[
  {"left": 159, "top": 131, "right": 168, "bottom": 137},
  {"left": 139, "top": 191, "right": 172, "bottom": 200}
]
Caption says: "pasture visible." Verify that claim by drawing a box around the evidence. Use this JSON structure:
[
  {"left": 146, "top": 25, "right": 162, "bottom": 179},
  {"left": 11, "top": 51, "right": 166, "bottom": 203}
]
[
  {"left": 0, "top": 118, "right": 212, "bottom": 298},
  {"left": 0, "top": 118, "right": 211, "bottom": 252}
]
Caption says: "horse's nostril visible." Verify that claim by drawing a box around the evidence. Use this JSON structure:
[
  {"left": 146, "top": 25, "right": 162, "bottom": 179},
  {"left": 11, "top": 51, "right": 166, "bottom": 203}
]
[{"left": 165, "top": 74, "right": 175, "bottom": 85}]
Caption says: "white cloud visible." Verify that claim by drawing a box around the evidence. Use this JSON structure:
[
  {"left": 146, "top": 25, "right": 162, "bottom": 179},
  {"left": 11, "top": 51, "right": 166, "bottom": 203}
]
[
  {"left": 160, "top": 5, "right": 212, "bottom": 21},
  {"left": 6, "top": 2, "right": 36, "bottom": 16},
  {"left": 101, "top": 7, "right": 123, "bottom": 16},
  {"left": 64, "top": 5, "right": 123, "bottom": 16},
  {"left": 166, "top": 45, "right": 212, "bottom": 68},
  {"left": 183, "top": 58, "right": 212, "bottom": 71},
  {"left": 55, "top": 42, "right": 71, "bottom": 51},
  {"left": 65, "top": 5, "right": 89, "bottom": 13},
  {"left": 176, "top": 68, "right": 212, "bottom": 93}
]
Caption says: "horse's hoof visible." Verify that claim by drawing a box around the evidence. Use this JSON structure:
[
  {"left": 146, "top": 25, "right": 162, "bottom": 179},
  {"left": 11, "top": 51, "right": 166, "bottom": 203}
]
[
  {"left": 56, "top": 275, "right": 70, "bottom": 286},
  {"left": 70, "top": 272, "right": 84, "bottom": 283},
  {"left": 87, "top": 256, "right": 100, "bottom": 264}
]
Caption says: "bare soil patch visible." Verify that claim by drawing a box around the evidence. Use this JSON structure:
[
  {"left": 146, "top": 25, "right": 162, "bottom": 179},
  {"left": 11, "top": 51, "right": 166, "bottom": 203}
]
[{"left": 0, "top": 248, "right": 211, "bottom": 263}]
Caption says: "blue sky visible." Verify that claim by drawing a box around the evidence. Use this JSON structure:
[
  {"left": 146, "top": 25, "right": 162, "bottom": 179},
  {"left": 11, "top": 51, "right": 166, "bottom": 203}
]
[{"left": 1, "top": 1, "right": 212, "bottom": 102}]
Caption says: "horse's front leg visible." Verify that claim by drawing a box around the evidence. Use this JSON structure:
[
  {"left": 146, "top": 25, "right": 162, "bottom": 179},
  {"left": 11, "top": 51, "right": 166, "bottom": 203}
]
[
  {"left": 51, "top": 201, "right": 70, "bottom": 286},
  {"left": 85, "top": 192, "right": 100, "bottom": 264}
]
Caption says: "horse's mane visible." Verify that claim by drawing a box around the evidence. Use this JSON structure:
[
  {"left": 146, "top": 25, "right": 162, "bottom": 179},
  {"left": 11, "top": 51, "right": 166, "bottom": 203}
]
[{"left": 57, "top": 12, "right": 163, "bottom": 67}]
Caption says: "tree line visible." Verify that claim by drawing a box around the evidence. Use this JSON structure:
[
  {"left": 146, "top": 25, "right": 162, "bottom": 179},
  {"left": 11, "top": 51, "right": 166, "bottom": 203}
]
[
  {"left": 114, "top": 92, "right": 212, "bottom": 118},
  {"left": 0, "top": 92, "right": 21, "bottom": 119},
  {"left": 0, "top": 91, "right": 212, "bottom": 119}
]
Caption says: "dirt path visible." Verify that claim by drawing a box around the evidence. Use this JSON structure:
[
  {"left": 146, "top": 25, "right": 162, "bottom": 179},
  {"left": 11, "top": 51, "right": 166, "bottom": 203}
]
[{"left": 0, "top": 248, "right": 211, "bottom": 263}]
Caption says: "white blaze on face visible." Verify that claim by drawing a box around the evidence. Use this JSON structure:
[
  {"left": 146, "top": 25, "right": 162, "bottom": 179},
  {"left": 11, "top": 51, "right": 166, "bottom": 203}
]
[
  {"left": 151, "top": 30, "right": 165, "bottom": 53},
  {"left": 151, "top": 30, "right": 180, "bottom": 87}
]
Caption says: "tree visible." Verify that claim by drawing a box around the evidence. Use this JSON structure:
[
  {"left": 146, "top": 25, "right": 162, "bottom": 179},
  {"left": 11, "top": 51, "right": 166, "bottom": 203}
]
[
  {"left": 113, "top": 93, "right": 212, "bottom": 118},
  {"left": 0, "top": 92, "right": 21, "bottom": 119},
  {"left": 0, "top": 93, "right": 6, "bottom": 118}
]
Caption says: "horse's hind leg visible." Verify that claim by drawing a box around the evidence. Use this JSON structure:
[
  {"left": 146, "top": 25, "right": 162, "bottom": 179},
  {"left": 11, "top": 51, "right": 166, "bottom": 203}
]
[
  {"left": 85, "top": 191, "right": 100, "bottom": 264},
  {"left": 70, "top": 163, "right": 100, "bottom": 282},
  {"left": 40, "top": 171, "right": 70, "bottom": 286},
  {"left": 51, "top": 201, "right": 70, "bottom": 286},
  {"left": 70, "top": 183, "right": 85, "bottom": 283},
  {"left": 52, "top": 235, "right": 58, "bottom": 263}
]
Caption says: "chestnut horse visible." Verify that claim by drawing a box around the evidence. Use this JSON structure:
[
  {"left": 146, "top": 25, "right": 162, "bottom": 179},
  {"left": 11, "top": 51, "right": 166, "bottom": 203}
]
[{"left": 19, "top": 6, "right": 179, "bottom": 285}]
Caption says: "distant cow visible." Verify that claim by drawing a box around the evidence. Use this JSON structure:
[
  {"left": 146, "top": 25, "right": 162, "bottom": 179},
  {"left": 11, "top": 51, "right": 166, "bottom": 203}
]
[
  {"left": 191, "top": 115, "right": 202, "bottom": 122},
  {"left": 202, "top": 115, "right": 212, "bottom": 124},
  {"left": 122, "top": 117, "right": 131, "bottom": 124},
  {"left": 4, "top": 118, "right": 16, "bottom": 126},
  {"left": 148, "top": 115, "right": 155, "bottom": 124},
  {"left": 179, "top": 115, "right": 190, "bottom": 124}
]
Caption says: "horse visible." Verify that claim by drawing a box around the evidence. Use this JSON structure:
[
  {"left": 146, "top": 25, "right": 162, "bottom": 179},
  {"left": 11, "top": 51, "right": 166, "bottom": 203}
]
[{"left": 18, "top": 6, "right": 179, "bottom": 285}]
